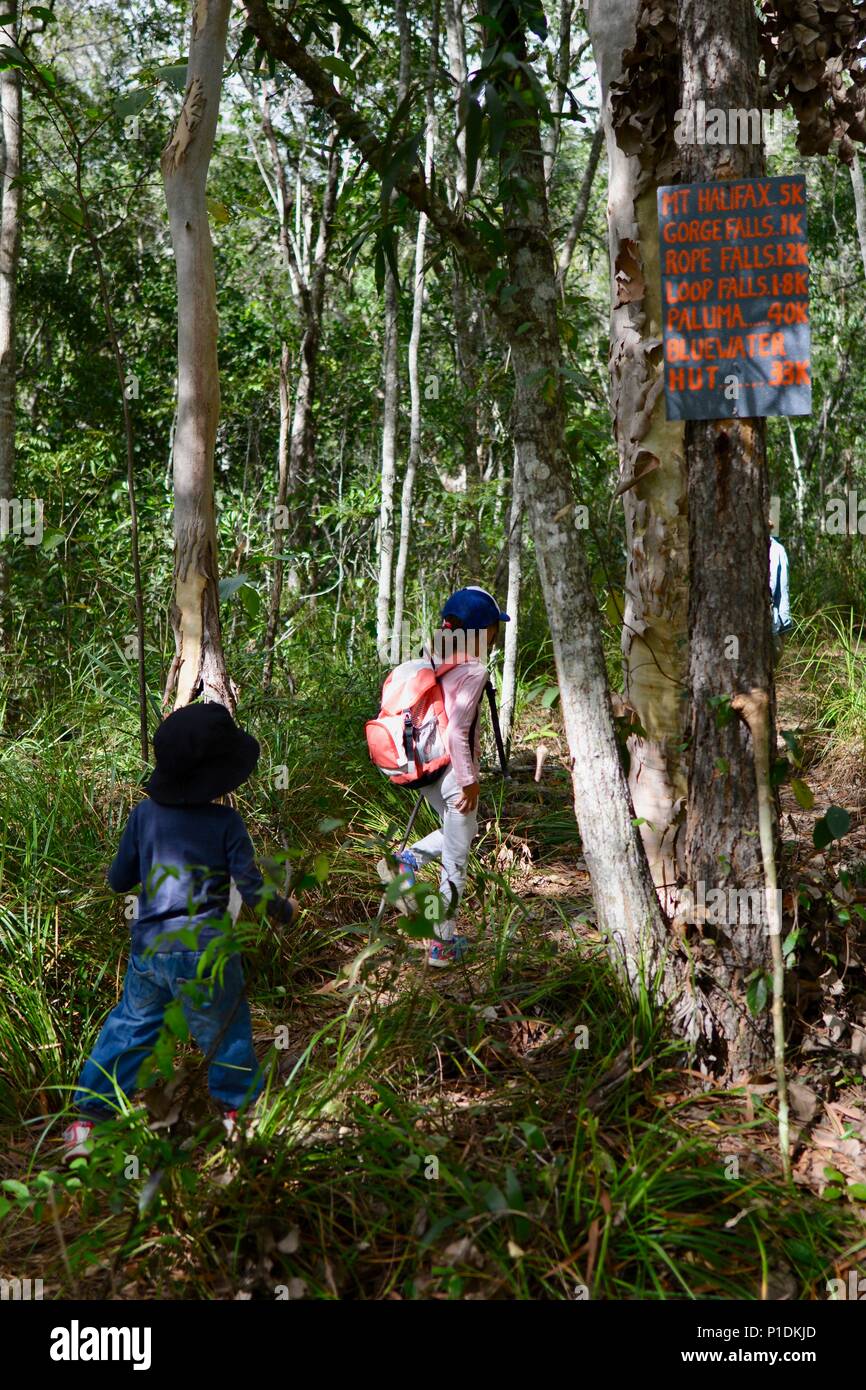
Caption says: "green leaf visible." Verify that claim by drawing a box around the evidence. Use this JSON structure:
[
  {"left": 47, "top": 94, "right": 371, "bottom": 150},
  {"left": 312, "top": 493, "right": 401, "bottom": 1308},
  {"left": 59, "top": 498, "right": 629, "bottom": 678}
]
[
  {"left": 40, "top": 528, "right": 65, "bottom": 551},
  {"left": 317, "top": 816, "right": 344, "bottom": 834},
  {"left": 219, "top": 574, "right": 250, "bottom": 599},
  {"left": 207, "top": 197, "right": 231, "bottom": 225},
  {"left": 232, "top": 25, "right": 256, "bottom": 67},
  {"left": 826, "top": 805, "right": 851, "bottom": 839},
  {"left": 28, "top": 5, "right": 58, "bottom": 21},
  {"left": 813, "top": 805, "right": 851, "bottom": 850},
  {"left": 483, "top": 1184, "right": 508, "bottom": 1213},
  {"left": 114, "top": 88, "right": 151, "bottom": 118},
  {"left": 1, "top": 1179, "right": 29, "bottom": 1199},
  {"left": 238, "top": 583, "right": 261, "bottom": 619},
  {"left": 823, "top": 1165, "right": 846, "bottom": 1183},
  {"left": 541, "top": 685, "right": 560, "bottom": 709},
  {"left": 156, "top": 62, "right": 187, "bottom": 91},
  {"left": 0, "top": 1196, "right": 11, "bottom": 1219},
  {"left": 746, "top": 971, "right": 768, "bottom": 1015},
  {"left": 163, "top": 1000, "right": 189, "bottom": 1041},
  {"left": 313, "top": 852, "right": 329, "bottom": 884},
  {"left": 847, "top": 1183, "right": 866, "bottom": 1201},
  {"left": 604, "top": 590, "right": 624, "bottom": 628},
  {"left": 319, "top": 54, "right": 354, "bottom": 83},
  {"left": 821, "top": 1185, "right": 843, "bottom": 1202},
  {"left": 791, "top": 778, "right": 814, "bottom": 810}
]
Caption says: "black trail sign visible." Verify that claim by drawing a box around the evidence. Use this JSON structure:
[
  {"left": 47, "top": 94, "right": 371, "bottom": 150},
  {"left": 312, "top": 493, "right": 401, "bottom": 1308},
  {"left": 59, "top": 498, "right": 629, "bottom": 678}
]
[{"left": 658, "top": 174, "right": 810, "bottom": 421}]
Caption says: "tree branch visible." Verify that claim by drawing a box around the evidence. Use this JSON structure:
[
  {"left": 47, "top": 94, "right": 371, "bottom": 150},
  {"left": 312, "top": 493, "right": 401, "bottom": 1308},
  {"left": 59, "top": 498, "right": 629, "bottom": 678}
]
[{"left": 242, "top": 0, "right": 496, "bottom": 284}]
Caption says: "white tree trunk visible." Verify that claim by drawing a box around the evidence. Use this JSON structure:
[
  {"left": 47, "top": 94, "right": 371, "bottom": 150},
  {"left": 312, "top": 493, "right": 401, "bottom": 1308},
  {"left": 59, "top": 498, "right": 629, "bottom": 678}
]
[
  {"left": 162, "top": 0, "right": 233, "bottom": 710},
  {"left": 375, "top": 0, "right": 410, "bottom": 661},
  {"left": 850, "top": 154, "right": 866, "bottom": 282},
  {"left": 499, "top": 446, "right": 524, "bottom": 755},
  {"left": 392, "top": 2, "right": 439, "bottom": 663}
]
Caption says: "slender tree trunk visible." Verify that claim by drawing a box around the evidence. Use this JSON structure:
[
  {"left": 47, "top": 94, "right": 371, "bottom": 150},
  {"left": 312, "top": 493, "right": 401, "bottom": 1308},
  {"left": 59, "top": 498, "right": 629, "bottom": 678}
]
[
  {"left": 499, "top": 446, "right": 523, "bottom": 756},
  {"left": 392, "top": 0, "right": 439, "bottom": 664},
  {"left": 444, "top": 0, "right": 483, "bottom": 573},
  {"left": 850, "top": 154, "right": 866, "bottom": 282},
  {"left": 0, "top": 15, "right": 21, "bottom": 649},
  {"left": 587, "top": 0, "right": 689, "bottom": 918},
  {"left": 542, "top": 0, "right": 573, "bottom": 190},
  {"left": 556, "top": 124, "right": 604, "bottom": 290},
  {"left": 263, "top": 342, "right": 291, "bottom": 689},
  {"left": 161, "top": 0, "right": 233, "bottom": 710},
  {"left": 375, "top": 0, "right": 410, "bottom": 660},
  {"left": 679, "top": 0, "right": 775, "bottom": 1075}
]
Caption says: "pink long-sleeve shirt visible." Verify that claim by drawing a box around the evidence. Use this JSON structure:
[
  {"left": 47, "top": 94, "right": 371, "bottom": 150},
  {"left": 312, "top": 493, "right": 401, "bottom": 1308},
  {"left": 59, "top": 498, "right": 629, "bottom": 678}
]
[{"left": 438, "top": 659, "right": 489, "bottom": 788}]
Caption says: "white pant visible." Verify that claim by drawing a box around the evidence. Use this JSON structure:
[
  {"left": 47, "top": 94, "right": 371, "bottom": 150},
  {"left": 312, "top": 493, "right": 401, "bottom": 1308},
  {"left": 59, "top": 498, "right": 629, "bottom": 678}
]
[{"left": 409, "top": 767, "right": 478, "bottom": 940}]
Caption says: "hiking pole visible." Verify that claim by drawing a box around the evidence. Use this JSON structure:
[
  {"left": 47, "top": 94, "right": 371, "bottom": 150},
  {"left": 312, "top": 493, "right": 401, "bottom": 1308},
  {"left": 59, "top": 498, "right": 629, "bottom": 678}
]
[
  {"left": 485, "top": 680, "right": 509, "bottom": 777},
  {"left": 397, "top": 789, "right": 425, "bottom": 852},
  {"left": 371, "top": 789, "right": 426, "bottom": 933}
]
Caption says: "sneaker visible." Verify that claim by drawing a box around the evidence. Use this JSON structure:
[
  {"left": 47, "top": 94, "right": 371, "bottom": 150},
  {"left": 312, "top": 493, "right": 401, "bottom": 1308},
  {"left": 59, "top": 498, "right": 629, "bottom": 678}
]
[
  {"left": 427, "top": 935, "right": 469, "bottom": 969},
  {"left": 220, "top": 1102, "right": 259, "bottom": 1140},
  {"left": 376, "top": 851, "right": 419, "bottom": 915},
  {"left": 62, "top": 1118, "right": 95, "bottom": 1161}
]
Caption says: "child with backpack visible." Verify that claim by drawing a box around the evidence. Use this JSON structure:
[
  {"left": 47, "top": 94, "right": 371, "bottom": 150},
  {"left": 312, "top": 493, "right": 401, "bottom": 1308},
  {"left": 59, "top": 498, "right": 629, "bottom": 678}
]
[
  {"left": 62, "top": 702, "right": 298, "bottom": 1159},
  {"left": 367, "top": 586, "right": 509, "bottom": 967}
]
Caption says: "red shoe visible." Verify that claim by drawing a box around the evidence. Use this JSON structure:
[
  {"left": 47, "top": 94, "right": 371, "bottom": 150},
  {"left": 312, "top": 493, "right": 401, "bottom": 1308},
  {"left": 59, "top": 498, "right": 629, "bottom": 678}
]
[{"left": 62, "top": 1118, "right": 95, "bottom": 1161}]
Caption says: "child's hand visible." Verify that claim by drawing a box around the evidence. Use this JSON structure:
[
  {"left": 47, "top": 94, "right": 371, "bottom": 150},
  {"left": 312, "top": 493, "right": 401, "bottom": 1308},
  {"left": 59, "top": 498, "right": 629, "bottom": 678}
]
[{"left": 455, "top": 782, "right": 480, "bottom": 814}]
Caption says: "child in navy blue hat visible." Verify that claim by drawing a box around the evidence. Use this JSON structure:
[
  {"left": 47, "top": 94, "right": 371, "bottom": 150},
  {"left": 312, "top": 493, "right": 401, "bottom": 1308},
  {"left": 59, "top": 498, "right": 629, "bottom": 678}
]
[
  {"left": 378, "top": 586, "right": 509, "bottom": 967},
  {"left": 63, "top": 703, "right": 297, "bottom": 1157}
]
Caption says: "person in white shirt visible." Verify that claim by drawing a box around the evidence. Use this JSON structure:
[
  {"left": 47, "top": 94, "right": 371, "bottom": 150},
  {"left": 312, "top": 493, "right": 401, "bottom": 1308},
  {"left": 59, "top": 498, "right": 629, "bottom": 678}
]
[{"left": 769, "top": 524, "right": 792, "bottom": 654}]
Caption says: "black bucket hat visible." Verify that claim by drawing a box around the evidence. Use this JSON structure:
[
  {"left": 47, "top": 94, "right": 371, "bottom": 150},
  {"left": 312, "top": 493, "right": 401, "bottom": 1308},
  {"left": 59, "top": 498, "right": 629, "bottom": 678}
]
[{"left": 144, "top": 703, "right": 260, "bottom": 806}]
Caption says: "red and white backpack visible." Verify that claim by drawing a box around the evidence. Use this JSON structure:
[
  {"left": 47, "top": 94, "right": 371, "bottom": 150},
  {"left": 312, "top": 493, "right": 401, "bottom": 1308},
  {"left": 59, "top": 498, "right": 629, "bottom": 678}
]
[{"left": 366, "top": 656, "right": 466, "bottom": 787}]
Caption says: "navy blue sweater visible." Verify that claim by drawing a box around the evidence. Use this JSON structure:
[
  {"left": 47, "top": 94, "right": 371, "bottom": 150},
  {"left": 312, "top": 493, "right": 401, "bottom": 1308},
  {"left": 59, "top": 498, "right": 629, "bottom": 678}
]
[{"left": 108, "top": 797, "right": 294, "bottom": 953}]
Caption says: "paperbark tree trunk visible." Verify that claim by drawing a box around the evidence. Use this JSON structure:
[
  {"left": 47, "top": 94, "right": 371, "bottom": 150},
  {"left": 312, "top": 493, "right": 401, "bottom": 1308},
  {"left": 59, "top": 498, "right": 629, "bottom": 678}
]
[
  {"left": 161, "top": 0, "right": 233, "bottom": 710},
  {"left": 392, "top": 0, "right": 439, "bottom": 663},
  {"left": 587, "top": 0, "right": 689, "bottom": 918},
  {"left": 0, "top": 12, "right": 21, "bottom": 649},
  {"left": 679, "top": 0, "right": 775, "bottom": 1075}
]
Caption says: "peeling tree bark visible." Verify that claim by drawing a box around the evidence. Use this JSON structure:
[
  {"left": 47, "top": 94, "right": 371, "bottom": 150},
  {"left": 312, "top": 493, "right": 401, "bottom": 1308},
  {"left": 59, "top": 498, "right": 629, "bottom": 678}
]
[
  {"left": 587, "top": 0, "right": 689, "bottom": 918},
  {"left": 679, "top": 0, "right": 775, "bottom": 1076},
  {"left": 162, "top": 0, "right": 233, "bottom": 710}
]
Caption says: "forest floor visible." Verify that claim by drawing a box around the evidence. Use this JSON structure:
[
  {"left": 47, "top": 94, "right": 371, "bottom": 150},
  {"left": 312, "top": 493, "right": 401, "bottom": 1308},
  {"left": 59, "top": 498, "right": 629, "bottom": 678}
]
[{"left": 1, "top": 652, "right": 866, "bottom": 1299}]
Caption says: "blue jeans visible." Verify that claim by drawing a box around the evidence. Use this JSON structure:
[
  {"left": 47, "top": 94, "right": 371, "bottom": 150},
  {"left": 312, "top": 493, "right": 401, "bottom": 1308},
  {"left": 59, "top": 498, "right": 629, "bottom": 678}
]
[{"left": 74, "top": 951, "right": 263, "bottom": 1115}]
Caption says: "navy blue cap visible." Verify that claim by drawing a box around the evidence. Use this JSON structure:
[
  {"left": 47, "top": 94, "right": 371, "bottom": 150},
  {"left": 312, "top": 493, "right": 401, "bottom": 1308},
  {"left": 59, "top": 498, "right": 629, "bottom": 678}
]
[{"left": 441, "top": 586, "right": 510, "bottom": 629}]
